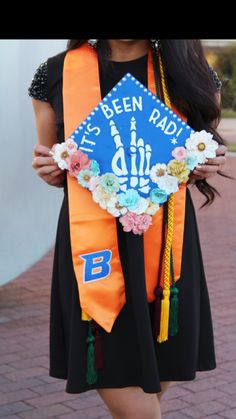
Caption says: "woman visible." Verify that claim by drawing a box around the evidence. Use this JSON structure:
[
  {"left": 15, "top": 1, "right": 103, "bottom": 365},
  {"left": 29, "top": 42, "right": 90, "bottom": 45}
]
[{"left": 29, "top": 39, "right": 227, "bottom": 419}]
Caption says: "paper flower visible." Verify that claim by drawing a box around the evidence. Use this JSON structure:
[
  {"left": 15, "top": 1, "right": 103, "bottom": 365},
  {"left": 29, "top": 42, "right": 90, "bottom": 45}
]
[
  {"left": 185, "top": 130, "right": 218, "bottom": 164},
  {"left": 100, "top": 173, "right": 120, "bottom": 194},
  {"left": 129, "top": 197, "right": 149, "bottom": 215},
  {"left": 119, "top": 212, "right": 152, "bottom": 235},
  {"left": 150, "top": 188, "right": 168, "bottom": 204},
  {"left": 117, "top": 189, "right": 140, "bottom": 211},
  {"left": 67, "top": 150, "right": 91, "bottom": 177},
  {"left": 92, "top": 185, "right": 116, "bottom": 210},
  {"left": 150, "top": 163, "right": 167, "bottom": 184},
  {"left": 107, "top": 198, "right": 128, "bottom": 217},
  {"left": 51, "top": 143, "right": 70, "bottom": 170},
  {"left": 167, "top": 160, "right": 190, "bottom": 183},
  {"left": 88, "top": 176, "right": 100, "bottom": 192},
  {"left": 156, "top": 174, "right": 179, "bottom": 194},
  {"left": 77, "top": 169, "right": 94, "bottom": 188},
  {"left": 90, "top": 160, "right": 100, "bottom": 176},
  {"left": 50, "top": 123, "right": 218, "bottom": 236},
  {"left": 146, "top": 199, "right": 160, "bottom": 215},
  {"left": 172, "top": 146, "right": 187, "bottom": 160},
  {"left": 185, "top": 150, "right": 199, "bottom": 170},
  {"left": 65, "top": 138, "right": 78, "bottom": 153}
]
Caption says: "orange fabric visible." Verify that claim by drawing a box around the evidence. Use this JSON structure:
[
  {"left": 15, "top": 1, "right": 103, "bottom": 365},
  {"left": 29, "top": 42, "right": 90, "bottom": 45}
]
[{"left": 63, "top": 44, "right": 186, "bottom": 332}]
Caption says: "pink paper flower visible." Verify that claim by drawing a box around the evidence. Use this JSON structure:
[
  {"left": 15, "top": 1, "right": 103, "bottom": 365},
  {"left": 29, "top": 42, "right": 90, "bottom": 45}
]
[
  {"left": 65, "top": 138, "right": 78, "bottom": 153},
  {"left": 172, "top": 146, "right": 187, "bottom": 160},
  {"left": 119, "top": 212, "right": 152, "bottom": 235},
  {"left": 66, "top": 150, "right": 91, "bottom": 177}
]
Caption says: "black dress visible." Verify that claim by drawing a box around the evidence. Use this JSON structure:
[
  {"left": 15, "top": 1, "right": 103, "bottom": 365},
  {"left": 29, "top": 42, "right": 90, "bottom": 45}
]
[{"left": 28, "top": 50, "right": 217, "bottom": 394}]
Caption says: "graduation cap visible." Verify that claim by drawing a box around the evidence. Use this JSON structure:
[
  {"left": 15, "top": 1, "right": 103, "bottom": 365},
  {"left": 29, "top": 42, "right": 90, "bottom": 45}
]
[{"left": 53, "top": 72, "right": 217, "bottom": 232}]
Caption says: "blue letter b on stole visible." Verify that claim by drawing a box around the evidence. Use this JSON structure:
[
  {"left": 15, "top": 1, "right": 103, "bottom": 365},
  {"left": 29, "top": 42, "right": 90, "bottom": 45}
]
[{"left": 80, "top": 250, "right": 112, "bottom": 283}]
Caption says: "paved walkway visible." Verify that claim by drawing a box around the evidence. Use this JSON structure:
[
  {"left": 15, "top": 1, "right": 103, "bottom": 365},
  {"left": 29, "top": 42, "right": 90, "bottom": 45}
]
[
  {"left": 218, "top": 118, "right": 236, "bottom": 144},
  {"left": 0, "top": 156, "right": 236, "bottom": 419}
]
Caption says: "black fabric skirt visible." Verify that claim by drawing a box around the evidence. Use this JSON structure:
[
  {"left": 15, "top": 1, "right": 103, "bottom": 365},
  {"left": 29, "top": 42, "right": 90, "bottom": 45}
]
[{"left": 49, "top": 186, "right": 216, "bottom": 394}]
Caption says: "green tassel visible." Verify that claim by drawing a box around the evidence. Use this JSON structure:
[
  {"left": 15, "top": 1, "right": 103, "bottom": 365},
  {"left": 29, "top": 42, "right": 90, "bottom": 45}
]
[
  {"left": 169, "top": 285, "right": 179, "bottom": 336},
  {"left": 86, "top": 321, "right": 98, "bottom": 385}
]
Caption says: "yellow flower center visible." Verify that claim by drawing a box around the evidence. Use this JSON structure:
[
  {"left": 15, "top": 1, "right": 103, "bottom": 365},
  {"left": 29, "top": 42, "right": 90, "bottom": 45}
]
[
  {"left": 83, "top": 174, "right": 90, "bottom": 181},
  {"left": 197, "top": 142, "right": 206, "bottom": 151},
  {"left": 61, "top": 151, "right": 69, "bottom": 159}
]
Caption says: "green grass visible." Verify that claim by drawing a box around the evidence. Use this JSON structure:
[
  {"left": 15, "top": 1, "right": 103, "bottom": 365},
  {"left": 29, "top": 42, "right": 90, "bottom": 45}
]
[
  {"left": 221, "top": 109, "right": 236, "bottom": 118},
  {"left": 226, "top": 142, "right": 236, "bottom": 152}
]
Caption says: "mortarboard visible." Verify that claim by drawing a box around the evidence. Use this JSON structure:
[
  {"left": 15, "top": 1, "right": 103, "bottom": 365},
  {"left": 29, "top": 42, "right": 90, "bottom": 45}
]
[{"left": 51, "top": 73, "right": 218, "bottom": 234}]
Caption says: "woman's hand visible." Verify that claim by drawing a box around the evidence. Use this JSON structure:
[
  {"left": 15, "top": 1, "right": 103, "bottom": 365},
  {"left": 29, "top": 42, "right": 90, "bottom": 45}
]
[
  {"left": 189, "top": 144, "right": 227, "bottom": 182},
  {"left": 32, "top": 144, "right": 66, "bottom": 188}
]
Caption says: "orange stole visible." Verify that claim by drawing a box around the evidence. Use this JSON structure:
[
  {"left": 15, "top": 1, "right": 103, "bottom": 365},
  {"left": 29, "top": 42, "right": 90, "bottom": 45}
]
[{"left": 63, "top": 44, "right": 187, "bottom": 333}]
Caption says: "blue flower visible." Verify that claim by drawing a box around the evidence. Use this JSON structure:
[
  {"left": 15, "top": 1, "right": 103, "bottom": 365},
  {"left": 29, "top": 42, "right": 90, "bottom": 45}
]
[
  {"left": 100, "top": 173, "right": 120, "bottom": 193},
  {"left": 185, "top": 152, "right": 199, "bottom": 171},
  {"left": 77, "top": 169, "right": 93, "bottom": 188},
  {"left": 117, "top": 189, "right": 140, "bottom": 210},
  {"left": 150, "top": 188, "right": 168, "bottom": 204},
  {"left": 90, "top": 160, "right": 100, "bottom": 176}
]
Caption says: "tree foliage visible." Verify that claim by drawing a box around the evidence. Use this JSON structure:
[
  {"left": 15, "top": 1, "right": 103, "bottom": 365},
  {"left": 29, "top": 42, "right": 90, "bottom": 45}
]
[{"left": 214, "top": 45, "right": 236, "bottom": 110}]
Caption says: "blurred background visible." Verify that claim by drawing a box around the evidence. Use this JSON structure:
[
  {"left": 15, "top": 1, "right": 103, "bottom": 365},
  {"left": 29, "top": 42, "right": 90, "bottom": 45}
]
[
  {"left": 204, "top": 40, "right": 236, "bottom": 116},
  {"left": 0, "top": 40, "right": 67, "bottom": 286}
]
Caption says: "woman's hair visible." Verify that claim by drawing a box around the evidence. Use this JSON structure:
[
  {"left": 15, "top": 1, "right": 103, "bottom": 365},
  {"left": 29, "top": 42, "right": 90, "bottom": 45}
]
[{"left": 67, "top": 39, "right": 228, "bottom": 206}]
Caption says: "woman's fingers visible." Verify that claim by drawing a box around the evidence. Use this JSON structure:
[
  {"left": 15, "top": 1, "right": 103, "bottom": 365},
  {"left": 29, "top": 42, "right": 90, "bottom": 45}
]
[
  {"left": 216, "top": 144, "right": 227, "bottom": 156},
  {"left": 205, "top": 156, "right": 227, "bottom": 166},
  {"left": 32, "top": 156, "right": 57, "bottom": 168},
  {"left": 195, "top": 164, "right": 221, "bottom": 174},
  {"left": 37, "top": 165, "right": 64, "bottom": 176},
  {"left": 40, "top": 173, "right": 65, "bottom": 187},
  {"left": 32, "top": 144, "right": 66, "bottom": 187},
  {"left": 192, "top": 165, "right": 218, "bottom": 179},
  {"left": 50, "top": 169, "right": 65, "bottom": 177},
  {"left": 192, "top": 146, "right": 228, "bottom": 180},
  {"left": 192, "top": 170, "right": 214, "bottom": 179},
  {"left": 33, "top": 144, "right": 51, "bottom": 156}
]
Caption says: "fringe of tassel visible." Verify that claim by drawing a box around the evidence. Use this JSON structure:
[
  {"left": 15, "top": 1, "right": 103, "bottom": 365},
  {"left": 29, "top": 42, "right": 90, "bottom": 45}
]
[{"left": 82, "top": 310, "right": 103, "bottom": 385}]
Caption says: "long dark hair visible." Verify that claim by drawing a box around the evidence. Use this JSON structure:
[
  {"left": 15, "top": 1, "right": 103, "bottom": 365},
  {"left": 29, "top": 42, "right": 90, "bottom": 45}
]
[{"left": 67, "top": 39, "right": 228, "bottom": 206}]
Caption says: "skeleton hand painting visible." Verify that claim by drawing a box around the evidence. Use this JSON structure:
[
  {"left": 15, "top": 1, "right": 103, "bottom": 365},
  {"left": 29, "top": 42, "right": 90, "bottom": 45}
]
[{"left": 110, "top": 117, "right": 152, "bottom": 194}]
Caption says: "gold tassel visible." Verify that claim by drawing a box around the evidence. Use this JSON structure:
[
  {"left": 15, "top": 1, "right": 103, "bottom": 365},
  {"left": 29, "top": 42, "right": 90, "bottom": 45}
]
[
  {"left": 82, "top": 309, "right": 92, "bottom": 321},
  {"left": 157, "top": 289, "right": 170, "bottom": 342},
  {"left": 157, "top": 54, "right": 174, "bottom": 344},
  {"left": 157, "top": 195, "right": 175, "bottom": 343}
]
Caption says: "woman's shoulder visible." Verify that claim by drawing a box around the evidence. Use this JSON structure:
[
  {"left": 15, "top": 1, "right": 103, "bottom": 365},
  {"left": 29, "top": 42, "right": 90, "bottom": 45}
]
[
  {"left": 47, "top": 50, "right": 67, "bottom": 74},
  {"left": 28, "top": 50, "right": 67, "bottom": 102}
]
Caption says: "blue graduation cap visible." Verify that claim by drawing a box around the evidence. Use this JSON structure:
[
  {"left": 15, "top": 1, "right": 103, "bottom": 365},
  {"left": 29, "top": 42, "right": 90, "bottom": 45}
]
[{"left": 68, "top": 73, "right": 195, "bottom": 199}]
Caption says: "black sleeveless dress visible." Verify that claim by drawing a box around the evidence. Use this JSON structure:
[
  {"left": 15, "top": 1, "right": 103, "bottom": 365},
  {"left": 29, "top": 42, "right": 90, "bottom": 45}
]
[{"left": 28, "top": 51, "right": 216, "bottom": 394}]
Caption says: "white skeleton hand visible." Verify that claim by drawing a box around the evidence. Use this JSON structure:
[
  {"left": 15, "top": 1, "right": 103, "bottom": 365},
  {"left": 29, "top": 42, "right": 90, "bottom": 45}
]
[{"left": 110, "top": 117, "right": 152, "bottom": 193}]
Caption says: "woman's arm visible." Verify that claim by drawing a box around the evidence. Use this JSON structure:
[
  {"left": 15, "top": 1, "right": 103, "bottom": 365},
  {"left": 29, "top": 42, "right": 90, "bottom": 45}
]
[
  {"left": 32, "top": 98, "right": 58, "bottom": 148},
  {"left": 31, "top": 99, "right": 66, "bottom": 187}
]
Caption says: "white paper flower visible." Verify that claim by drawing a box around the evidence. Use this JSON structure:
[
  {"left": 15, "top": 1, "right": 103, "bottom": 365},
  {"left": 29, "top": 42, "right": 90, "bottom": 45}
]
[
  {"left": 107, "top": 198, "right": 128, "bottom": 217},
  {"left": 145, "top": 199, "right": 160, "bottom": 215},
  {"left": 92, "top": 185, "right": 116, "bottom": 210},
  {"left": 150, "top": 163, "right": 167, "bottom": 184},
  {"left": 88, "top": 176, "right": 100, "bottom": 192},
  {"left": 185, "top": 130, "right": 218, "bottom": 164},
  {"left": 156, "top": 174, "right": 179, "bottom": 194},
  {"left": 65, "top": 138, "right": 78, "bottom": 154},
  {"left": 52, "top": 143, "right": 69, "bottom": 170},
  {"left": 129, "top": 197, "right": 149, "bottom": 215}
]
